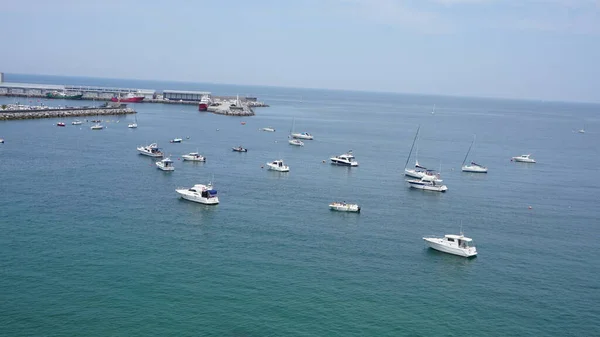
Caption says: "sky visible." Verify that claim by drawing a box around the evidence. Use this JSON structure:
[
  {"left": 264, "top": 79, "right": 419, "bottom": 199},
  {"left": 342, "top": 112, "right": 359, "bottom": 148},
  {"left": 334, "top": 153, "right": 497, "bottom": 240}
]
[{"left": 1, "top": 0, "right": 599, "bottom": 102}]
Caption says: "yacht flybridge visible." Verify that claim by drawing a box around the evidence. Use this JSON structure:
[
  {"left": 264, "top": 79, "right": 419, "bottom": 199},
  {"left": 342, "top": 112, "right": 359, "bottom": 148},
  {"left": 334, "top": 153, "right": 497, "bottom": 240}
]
[
  {"left": 330, "top": 151, "right": 358, "bottom": 166},
  {"left": 423, "top": 233, "right": 477, "bottom": 257}
]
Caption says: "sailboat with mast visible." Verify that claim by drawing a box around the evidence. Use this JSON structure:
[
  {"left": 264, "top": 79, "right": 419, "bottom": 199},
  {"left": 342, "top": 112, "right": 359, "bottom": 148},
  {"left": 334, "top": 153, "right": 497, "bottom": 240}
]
[
  {"left": 404, "top": 126, "right": 442, "bottom": 182},
  {"left": 128, "top": 113, "right": 138, "bottom": 128},
  {"left": 461, "top": 135, "right": 487, "bottom": 173},
  {"left": 288, "top": 118, "right": 304, "bottom": 146}
]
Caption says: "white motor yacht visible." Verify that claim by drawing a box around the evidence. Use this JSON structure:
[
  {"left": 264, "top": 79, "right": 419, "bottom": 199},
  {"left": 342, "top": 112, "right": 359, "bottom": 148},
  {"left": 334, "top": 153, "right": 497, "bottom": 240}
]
[
  {"left": 182, "top": 152, "right": 206, "bottom": 162},
  {"left": 267, "top": 160, "right": 289, "bottom": 172},
  {"left": 176, "top": 183, "right": 219, "bottom": 205},
  {"left": 423, "top": 233, "right": 477, "bottom": 257},
  {"left": 90, "top": 123, "right": 103, "bottom": 130},
  {"left": 261, "top": 127, "right": 276, "bottom": 132},
  {"left": 72, "top": 120, "right": 82, "bottom": 125},
  {"left": 288, "top": 138, "right": 304, "bottom": 146},
  {"left": 137, "top": 143, "right": 164, "bottom": 157},
  {"left": 170, "top": 138, "right": 183, "bottom": 143},
  {"left": 329, "top": 202, "right": 361, "bottom": 213},
  {"left": 406, "top": 178, "right": 448, "bottom": 192},
  {"left": 330, "top": 151, "right": 358, "bottom": 167},
  {"left": 291, "top": 132, "right": 314, "bottom": 140},
  {"left": 156, "top": 157, "right": 174, "bottom": 171},
  {"left": 511, "top": 154, "right": 536, "bottom": 163}
]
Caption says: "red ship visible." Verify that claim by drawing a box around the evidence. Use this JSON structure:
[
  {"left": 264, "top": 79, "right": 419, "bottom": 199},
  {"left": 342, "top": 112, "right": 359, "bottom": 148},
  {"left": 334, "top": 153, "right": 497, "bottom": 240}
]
[
  {"left": 111, "top": 93, "right": 145, "bottom": 103},
  {"left": 198, "top": 96, "right": 211, "bottom": 111}
]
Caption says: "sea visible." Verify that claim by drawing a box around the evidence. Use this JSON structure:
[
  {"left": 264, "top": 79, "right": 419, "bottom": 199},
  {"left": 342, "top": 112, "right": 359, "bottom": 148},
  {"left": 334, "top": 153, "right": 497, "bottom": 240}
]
[{"left": 1, "top": 73, "right": 599, "bottom": 336}]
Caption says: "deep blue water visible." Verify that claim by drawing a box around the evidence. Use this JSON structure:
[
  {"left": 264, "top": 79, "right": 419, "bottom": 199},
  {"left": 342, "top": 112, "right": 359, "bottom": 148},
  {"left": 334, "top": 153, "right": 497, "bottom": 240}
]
[{"left": 1, "top": 73, "right": 599, "bottom": 336}]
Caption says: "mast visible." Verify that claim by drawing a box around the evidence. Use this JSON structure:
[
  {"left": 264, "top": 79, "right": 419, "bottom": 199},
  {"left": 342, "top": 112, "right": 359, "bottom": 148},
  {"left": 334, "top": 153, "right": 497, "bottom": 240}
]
[
  {"left": 462, "top": 134, "right": 476, "bottom": 166},
  {"left": 404, "top": 125, "right": 420, "bottom": 170}
]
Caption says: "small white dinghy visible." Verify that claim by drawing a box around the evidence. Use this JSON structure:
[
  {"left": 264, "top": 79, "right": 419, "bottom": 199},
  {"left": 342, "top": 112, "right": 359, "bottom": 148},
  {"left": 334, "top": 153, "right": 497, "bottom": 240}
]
[
  {"left": 329, "top": 201, "right": 360, "bottom": 213},
  {"left": 261, "top": 127, "right": 276, "bottom": 132},
  {"left": 156, "top": 157, "right": 175, "bottom": 171},
  {"left": 423, "top": 233, "right": 477, "bottom": 258},
  {"left": 182, "top": 152, "right": 206, "bottom": 162}
]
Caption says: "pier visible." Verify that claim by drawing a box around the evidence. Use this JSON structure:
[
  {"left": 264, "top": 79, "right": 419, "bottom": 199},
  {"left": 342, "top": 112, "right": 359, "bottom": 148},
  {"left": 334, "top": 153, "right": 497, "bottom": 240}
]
[
  {"left": 0, "top": 72, "right": 269, "bottom": 108},
  {"left": 0, "top": 104, "right": 135, "bottom": 121}
]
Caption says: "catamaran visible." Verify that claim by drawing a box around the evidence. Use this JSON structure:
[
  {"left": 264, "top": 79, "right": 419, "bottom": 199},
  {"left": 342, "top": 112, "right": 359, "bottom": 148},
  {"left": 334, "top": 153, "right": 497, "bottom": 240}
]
[{"left": 461, "top": 135, "right": 488, "bottom": 173}]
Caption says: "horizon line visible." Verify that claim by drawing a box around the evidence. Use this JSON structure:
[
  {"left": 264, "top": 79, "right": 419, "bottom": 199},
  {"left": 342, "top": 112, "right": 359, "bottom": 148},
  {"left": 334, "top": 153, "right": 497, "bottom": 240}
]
[{"left": 4, "top": 71, "right": 599, "bottom": 106}]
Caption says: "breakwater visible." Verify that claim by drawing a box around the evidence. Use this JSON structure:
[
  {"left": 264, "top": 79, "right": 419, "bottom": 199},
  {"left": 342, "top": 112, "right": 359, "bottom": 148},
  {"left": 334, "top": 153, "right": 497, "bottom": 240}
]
[
  {"left": 0, "top": 106, "right": 135, "bottom": 121},
  {"left": 207, "top": 104, "right": 255, "bottom": 117}
]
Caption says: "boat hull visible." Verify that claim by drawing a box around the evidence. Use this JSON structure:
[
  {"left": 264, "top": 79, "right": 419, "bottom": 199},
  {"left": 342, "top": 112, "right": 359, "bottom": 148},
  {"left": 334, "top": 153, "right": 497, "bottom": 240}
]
[
  {"left": 198, "top": 103, "right": 208, "bottom": 111},
  {"left": 404, "top": 169, "right": 443, "bottom": 182},
  {"left": 291, "top": 133, "right": 313, "bottom": 140},
  {"left": 462, "top": 165, "right": 488, "bottom": 173},
  {"left": 128, "top": 123, "right": 138, "bottom": 128},
  {"left": 232, "top": 148, "right": 248, "bottom": 152},
  {"left": 329, "top": 203, "right": 360, "bottom": 212},
  {"left": 330, "top": 159, "right": 358, "bottom": 166},
  {"left": 288, "top": 139, "right": 304, "bottom": 146},
  {"left": 267, "top": 164, "right": 289, "bottom": 172},
  {"left": 512, "top": 158, "right": 536, "bottom": 163},
  {"left": 423, "top": 238, "right": 477, "bottom": 257},
  {"left": 47, "top": 93, "right": 83, "bottom": 99},
  {"left": 137, "top": 148, "right": 163, "bottom": 157},
  {"left": 156, "top": 163, "right": 174, "bottom": 171},
  {"left": 176, "top": 190, "right": 219, "bottom": 205},
  {"left": 182, "top": 155, "right": 205, "bottom": 162},
  {"left": 407, "top": 180, "right": 448, "bottom": 192}
]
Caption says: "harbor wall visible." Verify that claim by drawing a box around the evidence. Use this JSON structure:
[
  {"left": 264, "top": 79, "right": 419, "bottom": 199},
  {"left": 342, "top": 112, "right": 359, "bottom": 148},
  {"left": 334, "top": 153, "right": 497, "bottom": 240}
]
[{"left": 0, "top": 107, "right": 135, "bottom": 121}]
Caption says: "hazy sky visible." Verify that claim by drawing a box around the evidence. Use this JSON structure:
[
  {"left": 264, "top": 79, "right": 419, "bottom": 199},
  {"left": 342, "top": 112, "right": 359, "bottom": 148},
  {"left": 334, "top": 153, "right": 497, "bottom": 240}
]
[{"left": 1, "top": 0, "right": 599, "bottom": 102}]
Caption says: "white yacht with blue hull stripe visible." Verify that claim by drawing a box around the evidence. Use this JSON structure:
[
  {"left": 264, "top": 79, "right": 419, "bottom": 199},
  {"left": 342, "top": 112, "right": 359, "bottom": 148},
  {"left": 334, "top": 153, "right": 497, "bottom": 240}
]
[{"left": 330, "top": 151, "right": 358, "bottom": 167}]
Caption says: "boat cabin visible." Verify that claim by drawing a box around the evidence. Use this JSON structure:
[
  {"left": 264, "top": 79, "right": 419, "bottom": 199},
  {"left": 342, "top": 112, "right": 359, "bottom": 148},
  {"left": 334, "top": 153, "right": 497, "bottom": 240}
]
[{"left": 444, "top": 234, "right": 474, "bottom": 249}]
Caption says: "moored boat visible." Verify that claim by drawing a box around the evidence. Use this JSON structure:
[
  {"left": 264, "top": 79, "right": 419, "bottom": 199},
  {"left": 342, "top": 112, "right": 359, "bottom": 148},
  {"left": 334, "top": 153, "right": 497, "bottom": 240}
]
[
  {"left": 511, "top": 154, "right": 536, "bottom": 163},
  {"left": 57, "top": 122, "right": 66, "bottom": 127},
  {"left": 137, "top": 143, "right": 164, "bottom": 157},
  {"left": 90, "top": 123, "right": 103, "bottom": 130},
  {"left": 111, "top": 92, "right": 144, "bottom": 103},
  {"left": 461, "top": 135, "right": 488, "bottom": 173},
  {"left": 291, "top": 132, "right": 313, "bottom": 140},
  {"left": 330, "top": 151, "right": 358, "bottom": 167},
  {"left": 46, "top": 91, "right": 83, "bottom": 99},
  {"left": 261, "top": 127, "right": 276, "bottom": 132},
  {"left": 266, "top": 159, "right": 289, "bottom": 172},
  {"left": 232, "top": 146, "right": 248, "bottom": 152},
  {"left": 176, "top": 183, "right": 219, "bottom": 205},
  {"left": 406, "top": 178, "right": 448, "bottom": 192},
  {"left": 423, "top": 233, "right": 477, "bottom": 257},
  {"left": 170, "top": 138, "right": 183, "bottom": 143},
  {"left": 156, "top": 157, "right": 175, "bottom": 171},
  {"left": 329, "top": 201, "right": 360, "bottom": 213},
  {"left": 182, "top": 152, "right": 206, "bottom": 162},
  {"left": 71, "top": 120, "right": 82, "bottom": 125}
]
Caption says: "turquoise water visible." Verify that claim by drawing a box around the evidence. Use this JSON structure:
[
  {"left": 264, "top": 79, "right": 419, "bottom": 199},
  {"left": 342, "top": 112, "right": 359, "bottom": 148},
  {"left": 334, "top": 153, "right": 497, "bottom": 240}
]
[{"left": 1, "top": 74, "right": 599, "bottom": 336}]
